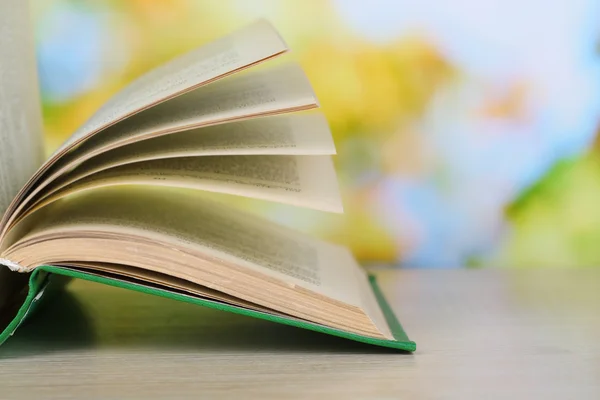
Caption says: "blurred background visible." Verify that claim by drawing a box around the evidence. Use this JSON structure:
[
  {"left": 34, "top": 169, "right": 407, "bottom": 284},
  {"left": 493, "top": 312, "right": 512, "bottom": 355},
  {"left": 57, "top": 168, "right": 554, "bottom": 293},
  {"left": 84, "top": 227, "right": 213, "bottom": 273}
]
[{"left": 31, "top": 0, "right": 600, "bottom": 268}]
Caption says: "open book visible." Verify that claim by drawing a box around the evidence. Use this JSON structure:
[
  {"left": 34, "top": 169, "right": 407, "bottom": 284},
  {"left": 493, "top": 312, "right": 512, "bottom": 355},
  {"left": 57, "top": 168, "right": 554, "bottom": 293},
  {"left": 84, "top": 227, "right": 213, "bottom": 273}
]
[{"left": 0, "top": 3, "right": 415, "bottom": 351}]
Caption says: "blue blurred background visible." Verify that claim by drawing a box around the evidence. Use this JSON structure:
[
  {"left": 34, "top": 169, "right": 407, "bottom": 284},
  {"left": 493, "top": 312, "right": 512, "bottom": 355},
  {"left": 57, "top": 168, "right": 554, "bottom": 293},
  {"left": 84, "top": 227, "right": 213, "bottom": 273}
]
[{"left": 32, "top": 0, "right": 600, "bottom": 267}]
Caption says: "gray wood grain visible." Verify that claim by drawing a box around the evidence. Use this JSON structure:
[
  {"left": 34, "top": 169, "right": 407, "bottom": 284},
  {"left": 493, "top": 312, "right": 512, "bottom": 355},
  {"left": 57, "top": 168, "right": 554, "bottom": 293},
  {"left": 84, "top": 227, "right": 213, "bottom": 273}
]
[{"left": 1, "top": 268, "right": 599, "bottom": 399}]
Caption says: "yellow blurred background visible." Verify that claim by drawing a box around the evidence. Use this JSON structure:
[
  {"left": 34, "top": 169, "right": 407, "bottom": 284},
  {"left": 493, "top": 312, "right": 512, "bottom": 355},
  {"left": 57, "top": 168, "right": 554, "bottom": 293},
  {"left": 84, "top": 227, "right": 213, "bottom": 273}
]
[{"left": 32, "top": 0, "right": 600, "bottom": 267}]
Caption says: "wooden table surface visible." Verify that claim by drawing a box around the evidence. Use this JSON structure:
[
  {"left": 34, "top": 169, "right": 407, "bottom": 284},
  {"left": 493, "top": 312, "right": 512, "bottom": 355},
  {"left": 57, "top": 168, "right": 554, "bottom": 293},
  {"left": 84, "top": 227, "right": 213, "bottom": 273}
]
[{"left": 0, "top": 268, "right": 599, "bottom": 399}]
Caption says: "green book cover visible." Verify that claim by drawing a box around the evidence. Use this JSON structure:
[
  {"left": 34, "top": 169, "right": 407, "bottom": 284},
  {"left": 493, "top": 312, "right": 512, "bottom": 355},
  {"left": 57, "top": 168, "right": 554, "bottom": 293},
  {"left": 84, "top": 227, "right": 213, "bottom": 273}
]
[{"left": 0, "top": 266, "right": 416, "bottom": 352}]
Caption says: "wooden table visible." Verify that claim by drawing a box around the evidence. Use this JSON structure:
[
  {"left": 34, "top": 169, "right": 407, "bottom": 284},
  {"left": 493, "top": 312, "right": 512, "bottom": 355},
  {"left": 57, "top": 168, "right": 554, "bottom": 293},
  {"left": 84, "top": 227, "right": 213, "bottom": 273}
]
[{"left": 1, "top": 268, "right": 599, "bottom": 399}]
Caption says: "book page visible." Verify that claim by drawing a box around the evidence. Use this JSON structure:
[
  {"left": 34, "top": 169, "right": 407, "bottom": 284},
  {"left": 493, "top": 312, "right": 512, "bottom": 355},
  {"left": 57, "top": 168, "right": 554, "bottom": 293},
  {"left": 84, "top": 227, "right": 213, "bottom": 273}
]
[
  {"left": 43, "top": 63, "right": 318, "bottom": 191},
  {"left": 0, "top": 0, "right": 45, "bottom": 217},
  {"left": 33, "top": 155, "right": 343, "bottom": 214},
  {"left": 0, "top": 19, "right": 287, "bottom": 235},
  {"left": 62, "top": 63, "right": 318, "bottom": 163},
  {"left": 0, "top": 64, "right": 318, "bottom": 239},
  {"left": 55, "top": 19, "right": 288, "bottom": 154},
  {"left": 83, "top": 112, "right": 336, "bottom": 163},
  {"left": 36, "top": 113, "right": 335, "bottom": 201}
]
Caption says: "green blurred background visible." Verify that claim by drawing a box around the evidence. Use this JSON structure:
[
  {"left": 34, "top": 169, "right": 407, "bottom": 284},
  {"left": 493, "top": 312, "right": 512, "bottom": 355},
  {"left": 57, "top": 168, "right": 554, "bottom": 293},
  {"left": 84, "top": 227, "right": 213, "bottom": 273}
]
[{"left": 31, "top": 0, "right": 600, "bottom": 267}]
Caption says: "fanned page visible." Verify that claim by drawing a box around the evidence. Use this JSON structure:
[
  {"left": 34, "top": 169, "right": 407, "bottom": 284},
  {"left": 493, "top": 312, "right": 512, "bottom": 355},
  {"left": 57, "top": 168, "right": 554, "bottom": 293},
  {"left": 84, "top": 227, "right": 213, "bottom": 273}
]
[
  {"left": 32, "top": 114, "right": 335, "bottom": 207},
  {"left": 0, "top": 63, "right": 323, "bottom": 237},
  {"left": 55, "top": 113, "right": 336, "bottom": 184},
  {"left": 63, "top": 63, "right": 318, "bottom": 159},
  {"left": 30, "top": 155, "right": 343, "bottom": 214},
  {"left": 59, "top": 19, "right": 288, "bottom": 151},
  {"left": 0, "top": 19, "right": 289, "bottom": 233}
]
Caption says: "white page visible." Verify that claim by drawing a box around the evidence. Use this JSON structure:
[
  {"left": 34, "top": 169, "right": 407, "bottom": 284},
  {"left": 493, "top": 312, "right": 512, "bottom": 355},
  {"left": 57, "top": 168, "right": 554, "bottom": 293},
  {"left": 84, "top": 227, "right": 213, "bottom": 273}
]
[
  {"left": 65, "top": 63, "right": 318, "bottom": 160},
  {"left": 37, "top": 113, "right": 335, "bottom": 201},
  {"left": 32, "top": 155, "right": 343, "bottom": 214},
  {"left": 0, "top": 0, "right": 45, "bottom": 217},
  {"left": 55, "top": 19, "right": 288, "bottom": 153},
  {"left": 0, "top": 19, "right": 288, "bottom": 236},
  {"left": 0, "top": 63, "right": 318, "bottom": 239},
  {"left": 84, "top": 112, "right": 336, "bottom": 162}
]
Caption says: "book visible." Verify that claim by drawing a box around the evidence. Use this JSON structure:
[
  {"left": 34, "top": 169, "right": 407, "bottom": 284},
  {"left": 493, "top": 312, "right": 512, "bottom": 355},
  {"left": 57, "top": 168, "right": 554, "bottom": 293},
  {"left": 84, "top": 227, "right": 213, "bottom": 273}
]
[{"left": 0, "top": 1, "right": 415, "bottom": 352}]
